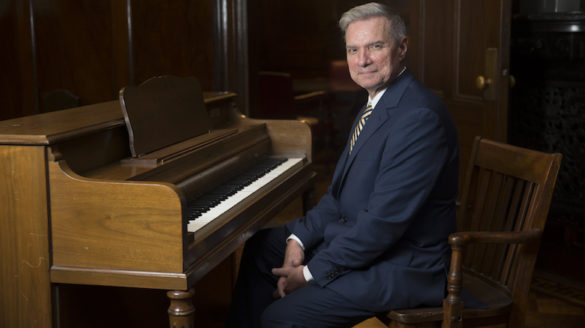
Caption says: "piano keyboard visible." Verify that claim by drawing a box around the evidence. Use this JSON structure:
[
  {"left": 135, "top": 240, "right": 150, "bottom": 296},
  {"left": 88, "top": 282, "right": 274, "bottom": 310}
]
[{"left": 186, "top": 157, "right": 304, "bottom": 235}]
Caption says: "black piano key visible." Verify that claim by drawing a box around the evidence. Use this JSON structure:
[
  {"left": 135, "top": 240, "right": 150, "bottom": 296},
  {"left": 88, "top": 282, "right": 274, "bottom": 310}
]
[{"left": 185, "top": 157, "right": 286, "bottom": 218}]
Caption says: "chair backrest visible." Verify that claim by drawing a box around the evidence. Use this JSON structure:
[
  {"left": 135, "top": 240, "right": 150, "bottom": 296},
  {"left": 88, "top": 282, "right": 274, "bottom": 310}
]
[
  {"left": 329, "top": 60, "right": 360, "bottom": 91},
  {"left": 257, "top": 71, "right": 296, "bottom": 118},
  {"left": 457, "top": 136, "right": 562, "bottom": 300},
  {"left": 41, "top": 89, "right": 80, "bottom": 112}
]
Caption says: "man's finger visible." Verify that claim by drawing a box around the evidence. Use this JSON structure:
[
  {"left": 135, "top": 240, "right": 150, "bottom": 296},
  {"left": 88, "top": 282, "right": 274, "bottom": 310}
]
[{"left": 272, "top": 267, "right": 287, "bottom": 277}]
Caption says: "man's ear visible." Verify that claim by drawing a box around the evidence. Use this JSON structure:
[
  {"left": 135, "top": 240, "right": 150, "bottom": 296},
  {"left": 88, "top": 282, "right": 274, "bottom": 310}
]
[{"left": 398, "top": 36, "right": 408, "bottom": 60}]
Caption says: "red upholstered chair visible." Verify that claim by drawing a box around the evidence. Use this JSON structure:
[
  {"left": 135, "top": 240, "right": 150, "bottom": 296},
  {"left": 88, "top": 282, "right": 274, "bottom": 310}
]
[
  {"left": 256, "top": 71, "right": 331, "bottom": 154},
  {"left": 328, "top": 60, "right": 360, "bottom": 92},
  {"left": 256, "top": 71, "right": 326, "bottom": 120}
]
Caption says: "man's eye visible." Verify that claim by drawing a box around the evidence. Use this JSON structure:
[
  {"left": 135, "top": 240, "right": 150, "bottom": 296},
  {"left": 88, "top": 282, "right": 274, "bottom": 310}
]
[
  {"left": 370, "top": 43, "right": 383, "bottom": 50},
  {"left": 346, "top": 48, "right": 357, "bottom": 54}
]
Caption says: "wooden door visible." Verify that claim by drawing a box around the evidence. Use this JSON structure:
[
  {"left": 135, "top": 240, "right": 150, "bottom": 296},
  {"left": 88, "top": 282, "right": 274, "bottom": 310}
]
[{"left": 407, "top": 0, "right": 512, "bottom": 182}]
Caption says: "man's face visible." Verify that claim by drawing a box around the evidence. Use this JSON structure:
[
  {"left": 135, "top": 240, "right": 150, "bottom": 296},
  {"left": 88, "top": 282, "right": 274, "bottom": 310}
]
[{"left": 345, "top": 16, "right": 407, "bottom": 97}]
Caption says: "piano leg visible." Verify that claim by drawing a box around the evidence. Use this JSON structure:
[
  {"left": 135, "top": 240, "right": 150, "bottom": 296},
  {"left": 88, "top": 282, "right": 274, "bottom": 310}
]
[{"left": 167, "top": 289, "right": 195, "bottom": 328}]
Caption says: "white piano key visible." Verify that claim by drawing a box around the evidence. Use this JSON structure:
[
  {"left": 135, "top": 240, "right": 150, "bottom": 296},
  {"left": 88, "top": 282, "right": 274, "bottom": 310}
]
[{"left": 187, "top": 157, "right": 304, "bottom": 234}]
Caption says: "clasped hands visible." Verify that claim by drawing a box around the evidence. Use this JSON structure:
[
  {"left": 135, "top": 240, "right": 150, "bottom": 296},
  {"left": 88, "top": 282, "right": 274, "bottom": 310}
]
[{"left": 272, "top": 239, "right": 309, "bottom": 298}]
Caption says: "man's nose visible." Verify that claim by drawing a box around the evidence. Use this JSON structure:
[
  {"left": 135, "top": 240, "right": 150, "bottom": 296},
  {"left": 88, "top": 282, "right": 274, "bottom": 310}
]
[{"left": 357, "top": 49, "right": 371, "bottom": 66}]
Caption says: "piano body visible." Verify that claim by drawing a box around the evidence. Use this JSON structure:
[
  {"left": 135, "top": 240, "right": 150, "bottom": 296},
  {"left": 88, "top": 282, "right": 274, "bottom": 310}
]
[{"left": 0, "top": 76, "right": 314, "bottom": 327}]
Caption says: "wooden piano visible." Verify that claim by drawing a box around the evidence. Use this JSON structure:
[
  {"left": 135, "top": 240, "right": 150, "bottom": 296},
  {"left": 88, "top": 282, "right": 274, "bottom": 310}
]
[{"left": 0, "top": 76, "right": 315, "bottom": 327}]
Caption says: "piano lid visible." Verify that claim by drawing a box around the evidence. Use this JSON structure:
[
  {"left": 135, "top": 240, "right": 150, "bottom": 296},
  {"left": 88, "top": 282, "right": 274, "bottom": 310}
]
[{"left": 119, "top": 75, "right": 212, "bottom": 157}]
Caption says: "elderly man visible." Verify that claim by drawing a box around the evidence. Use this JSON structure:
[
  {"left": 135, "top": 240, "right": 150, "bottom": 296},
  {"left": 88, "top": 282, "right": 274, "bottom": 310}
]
[{"left": 227, "top": 2, "right": 459, "bottom": 327}]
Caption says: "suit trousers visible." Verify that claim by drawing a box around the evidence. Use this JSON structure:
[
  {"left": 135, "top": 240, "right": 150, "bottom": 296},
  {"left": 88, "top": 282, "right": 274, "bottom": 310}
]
[{"left": 226, "top": 225, "right": 377, "bottom": 328}]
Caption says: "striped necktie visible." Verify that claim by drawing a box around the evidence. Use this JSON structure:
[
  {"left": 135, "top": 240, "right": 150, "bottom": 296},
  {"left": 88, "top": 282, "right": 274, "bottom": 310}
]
[{"left": 349, "top": 104, "right": 373, "bottom": 154}]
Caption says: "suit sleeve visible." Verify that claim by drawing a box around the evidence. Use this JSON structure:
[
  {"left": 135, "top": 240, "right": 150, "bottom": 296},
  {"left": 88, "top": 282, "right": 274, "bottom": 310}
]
[
  {"left": 286, "top": 185, "right": 341, "bottom": 250},
  {"left": 306, "top": 107, "right": 451, "bottom": 287}
]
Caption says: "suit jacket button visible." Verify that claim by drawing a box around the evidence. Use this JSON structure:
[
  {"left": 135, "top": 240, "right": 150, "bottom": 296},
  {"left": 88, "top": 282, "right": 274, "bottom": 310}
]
[{"left": 339, "top": 216, "right": 348, "bottom": 223}]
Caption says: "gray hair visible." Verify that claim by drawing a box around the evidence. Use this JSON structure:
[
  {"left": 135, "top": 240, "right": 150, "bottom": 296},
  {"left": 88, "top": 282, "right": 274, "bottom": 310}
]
[{"left": 339, "top": 2, "right": 406, "bottom": 44}]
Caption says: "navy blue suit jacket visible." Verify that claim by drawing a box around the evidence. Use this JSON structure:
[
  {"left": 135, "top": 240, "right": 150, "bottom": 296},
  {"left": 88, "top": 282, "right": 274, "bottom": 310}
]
[{"left": 287, "top": 70, "right": 459, "bottom": 312}]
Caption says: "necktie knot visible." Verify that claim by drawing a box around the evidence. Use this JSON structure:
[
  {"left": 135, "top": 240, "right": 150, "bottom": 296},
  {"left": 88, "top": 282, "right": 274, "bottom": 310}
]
[{"left": 349, "top": 104, "right": 373, "bottom": 153}]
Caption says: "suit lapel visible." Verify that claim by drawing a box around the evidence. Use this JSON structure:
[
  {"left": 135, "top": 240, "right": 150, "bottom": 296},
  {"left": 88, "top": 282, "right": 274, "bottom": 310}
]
[
  {"left": 331, "top": 144, "right": 349, "bottom": 197},
  {"left": 334, "top": 70, "right": 414, "bottom": 196},
  {"left": 337, "top": 105, "right": 388, "bottom": 189}
]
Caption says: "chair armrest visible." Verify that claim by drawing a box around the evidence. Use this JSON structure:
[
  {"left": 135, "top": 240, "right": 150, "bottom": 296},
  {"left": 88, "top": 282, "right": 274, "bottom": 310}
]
[
  {"left": 442, "top": 229, "right": 542, "bottom": 327},
  {"left": 293, "top": 90, "right": 327, "bottom": 102},
  {"left": 449, "top": 229, "right": 542, "bottom": 247}
]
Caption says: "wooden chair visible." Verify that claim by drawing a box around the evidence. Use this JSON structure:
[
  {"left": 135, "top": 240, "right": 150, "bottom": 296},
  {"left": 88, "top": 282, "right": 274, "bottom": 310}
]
[{"left": 384, "top": 136, "right": 562, "bottom": 328}]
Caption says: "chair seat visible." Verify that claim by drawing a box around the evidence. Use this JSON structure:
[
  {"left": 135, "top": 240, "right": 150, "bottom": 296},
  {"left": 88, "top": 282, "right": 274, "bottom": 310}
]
[{"left": 385, "top": 272, "right": 513, "bottom": 326}]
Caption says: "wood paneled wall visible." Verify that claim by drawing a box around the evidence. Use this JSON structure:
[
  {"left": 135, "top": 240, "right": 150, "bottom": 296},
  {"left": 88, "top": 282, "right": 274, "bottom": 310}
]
[
  {"left": 0, "top": 0, "right": 221, "bottom": 121},
  {"left": 248, "top": 0, "right": 412, "bottom": 79},
  {"left": 1, "top": 0, "right": 413, "bottom": 121}
]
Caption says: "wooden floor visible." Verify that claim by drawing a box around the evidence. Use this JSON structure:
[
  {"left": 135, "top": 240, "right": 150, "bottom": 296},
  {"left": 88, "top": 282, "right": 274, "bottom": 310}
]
[
  {"left": 352, "top": 290, "right": 585, "bottom": 327},
  {"left": 186, "top": 264, "right": 585, "bottom": 328}
]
